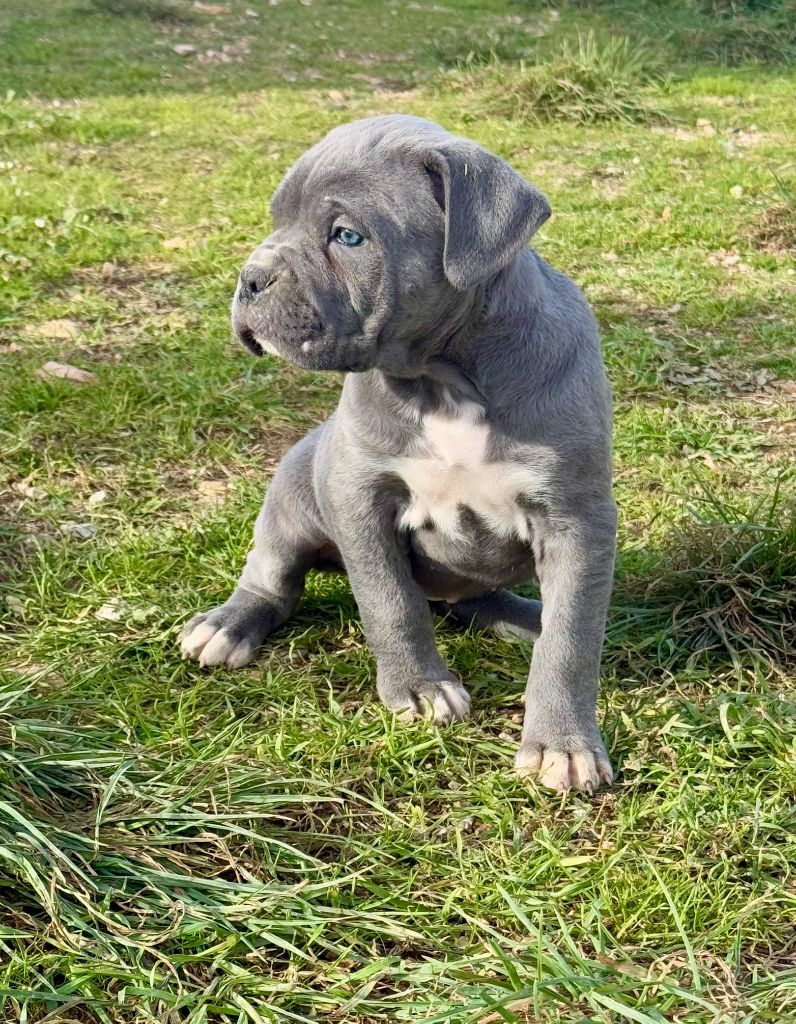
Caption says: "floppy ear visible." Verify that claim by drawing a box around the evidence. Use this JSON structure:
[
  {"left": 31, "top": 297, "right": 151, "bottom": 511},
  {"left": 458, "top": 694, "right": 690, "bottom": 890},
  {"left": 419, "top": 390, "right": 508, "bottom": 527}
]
[{"left": 424, "top": 139, "right": 551, "bottom": 291}]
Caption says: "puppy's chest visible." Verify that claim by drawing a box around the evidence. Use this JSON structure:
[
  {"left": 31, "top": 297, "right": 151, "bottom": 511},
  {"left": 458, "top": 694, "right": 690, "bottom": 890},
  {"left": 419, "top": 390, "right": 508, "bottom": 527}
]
[{"left": 391, "top": 403, "right": 543, "bottom": 542}]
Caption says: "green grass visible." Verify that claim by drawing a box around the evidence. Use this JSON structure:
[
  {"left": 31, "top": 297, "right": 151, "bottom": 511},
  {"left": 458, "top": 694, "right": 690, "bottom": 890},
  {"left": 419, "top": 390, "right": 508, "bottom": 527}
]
[{"left": 1, "top": 0, "right": 795, "bottom": 1020}]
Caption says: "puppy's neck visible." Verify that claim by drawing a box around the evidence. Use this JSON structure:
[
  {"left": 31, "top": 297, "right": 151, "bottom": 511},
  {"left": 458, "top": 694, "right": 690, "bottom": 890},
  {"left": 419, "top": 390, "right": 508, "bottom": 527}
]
[
  {"left": 373, "top": 248, "right": 545, "bottom": 416},
  {"left": 378, "top": 360, "right": 484, "bottom": 418}
]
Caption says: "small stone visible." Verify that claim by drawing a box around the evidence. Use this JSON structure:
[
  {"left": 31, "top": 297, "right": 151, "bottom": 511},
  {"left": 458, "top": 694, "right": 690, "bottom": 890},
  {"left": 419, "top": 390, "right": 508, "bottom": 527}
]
[
  {"left": 6, "top": 596, "right": 24, "bottom": 616},
  {"left": 729, "top": 185, "right": 744, "bottom": 198},
  {"left": 88, "top": 489, "right": 107, "bottom": 505},
  {"left": 37, "top": 361, "right": 98, "bottom": 384},
  {"left": 172, "top": 44, "right": 197, "bottom": 56}
]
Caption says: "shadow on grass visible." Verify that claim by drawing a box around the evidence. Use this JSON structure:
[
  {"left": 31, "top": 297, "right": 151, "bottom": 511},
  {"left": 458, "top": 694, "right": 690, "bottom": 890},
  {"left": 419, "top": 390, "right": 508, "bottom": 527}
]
[{"left": 607, "top": 483, "right": 795, "bottom": 683}]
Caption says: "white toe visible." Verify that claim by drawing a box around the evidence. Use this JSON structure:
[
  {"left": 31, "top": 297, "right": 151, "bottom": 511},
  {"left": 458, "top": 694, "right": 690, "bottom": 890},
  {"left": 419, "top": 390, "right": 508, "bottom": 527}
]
[
  {"left": 539, "top": 750, "right": 572, "bottom": 792},
  {"left": 570, "top": 751, "right": 600, "bottom": 793},
  {"left": 197, "top": 628, "right": 237, "bottom": 667},
  {"left": 517, "top": 744, "right": 614, "bottom": 793},
  {"left": 226, "top": 638, "right": 255, "bottom": 669},
  {"left": 180, "top": 621, "right": 217, "bottom": 659},
  {"left": 432, "top": 680, "right": 471, "bottom": 724},
  {"left": 515, "top": 745, "right": 542, "bottom": 775}
]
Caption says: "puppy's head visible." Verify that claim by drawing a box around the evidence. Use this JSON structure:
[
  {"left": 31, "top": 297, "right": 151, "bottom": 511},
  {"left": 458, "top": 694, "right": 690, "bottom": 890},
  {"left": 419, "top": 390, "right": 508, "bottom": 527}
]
[{"left": 231, "top": 115, "right": 550, "bottom": 374}]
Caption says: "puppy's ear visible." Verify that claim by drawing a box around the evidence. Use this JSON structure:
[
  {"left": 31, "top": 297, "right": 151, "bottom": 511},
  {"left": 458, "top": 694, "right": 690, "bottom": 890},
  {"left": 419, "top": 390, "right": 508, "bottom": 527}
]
[{"left": 424, "top": 140, "right": 550, "bottom": 290}]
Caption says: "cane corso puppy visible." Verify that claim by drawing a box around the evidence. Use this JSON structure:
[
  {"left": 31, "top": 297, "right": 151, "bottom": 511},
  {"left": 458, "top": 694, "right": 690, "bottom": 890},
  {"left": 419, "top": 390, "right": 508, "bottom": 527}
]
[{"left": 180, "top": 115, "right": 616, "bottom": 792}]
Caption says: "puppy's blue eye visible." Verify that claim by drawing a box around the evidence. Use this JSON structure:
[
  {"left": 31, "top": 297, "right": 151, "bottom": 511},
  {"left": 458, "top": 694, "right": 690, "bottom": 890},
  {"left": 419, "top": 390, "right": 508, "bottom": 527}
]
[{"left": 332, "top": 226, "right": 365, "bottom": 247}]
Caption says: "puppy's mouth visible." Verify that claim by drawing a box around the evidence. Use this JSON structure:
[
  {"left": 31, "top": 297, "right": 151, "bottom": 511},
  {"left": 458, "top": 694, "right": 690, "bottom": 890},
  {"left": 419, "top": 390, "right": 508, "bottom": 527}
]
[
  {"left": 238, "top": 325, "right": 264, "bottom": 357},
  {"left": 235, "top": 323, "right": 373, "bottom": 373}
]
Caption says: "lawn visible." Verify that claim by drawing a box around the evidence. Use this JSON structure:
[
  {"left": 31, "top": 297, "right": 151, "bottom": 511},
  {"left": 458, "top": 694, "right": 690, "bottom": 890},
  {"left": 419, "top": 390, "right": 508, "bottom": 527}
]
[{"left": 1, "top": 0, "right": 795, "bottom": 1020}]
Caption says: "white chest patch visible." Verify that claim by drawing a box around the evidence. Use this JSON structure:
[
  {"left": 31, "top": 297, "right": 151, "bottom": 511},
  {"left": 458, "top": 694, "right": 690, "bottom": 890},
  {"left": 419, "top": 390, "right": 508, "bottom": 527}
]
[{"left": 392, "top": 402, "right": 545, "bottom": 541}]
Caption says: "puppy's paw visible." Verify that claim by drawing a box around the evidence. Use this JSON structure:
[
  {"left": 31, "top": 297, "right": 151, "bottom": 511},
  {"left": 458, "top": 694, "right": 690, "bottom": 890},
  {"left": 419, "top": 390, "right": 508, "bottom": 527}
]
[
  {"left": 179, "top": 594, "right": 280, "bottom": 669},
  {"left": 381, "top": 677, "right": 472, "bottom": 726},
  {"left": 515, "top": 741, "right": 613, "bottom": 794}
]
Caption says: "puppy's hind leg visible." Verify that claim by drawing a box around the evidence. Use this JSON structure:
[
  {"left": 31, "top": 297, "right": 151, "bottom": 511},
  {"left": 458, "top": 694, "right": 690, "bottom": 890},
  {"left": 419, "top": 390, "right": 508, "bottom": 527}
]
[
  {"left": 441, "top": 590, "right": 542, "bottom": 643},
  {"left": 180, "top": 433, "right": 325, "bottom": 669}
]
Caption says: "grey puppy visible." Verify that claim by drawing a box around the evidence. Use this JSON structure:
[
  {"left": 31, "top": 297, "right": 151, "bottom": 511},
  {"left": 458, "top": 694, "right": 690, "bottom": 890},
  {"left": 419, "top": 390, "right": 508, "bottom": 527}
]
[{"left": 180, "top": 115, "right": 616, "bottom": 793}]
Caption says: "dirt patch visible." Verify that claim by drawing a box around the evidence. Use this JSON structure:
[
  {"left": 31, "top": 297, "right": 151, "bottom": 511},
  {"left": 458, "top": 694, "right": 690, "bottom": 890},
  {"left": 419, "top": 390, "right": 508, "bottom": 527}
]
[{"left": 751, "top": 202, "right": 796, "bottom": 256}]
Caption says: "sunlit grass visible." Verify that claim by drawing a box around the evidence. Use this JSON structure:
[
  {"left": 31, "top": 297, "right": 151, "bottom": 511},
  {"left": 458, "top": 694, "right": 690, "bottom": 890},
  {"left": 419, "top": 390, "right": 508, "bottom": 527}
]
[{"left": 1, "top": 0, "right": 795, "bottom": 1020}]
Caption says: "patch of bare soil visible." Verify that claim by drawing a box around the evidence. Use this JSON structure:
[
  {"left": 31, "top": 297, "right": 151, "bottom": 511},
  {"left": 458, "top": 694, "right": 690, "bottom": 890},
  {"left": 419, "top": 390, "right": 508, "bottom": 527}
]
[{"left": 751, "top": 202, "right": 796, "bottom": 256}]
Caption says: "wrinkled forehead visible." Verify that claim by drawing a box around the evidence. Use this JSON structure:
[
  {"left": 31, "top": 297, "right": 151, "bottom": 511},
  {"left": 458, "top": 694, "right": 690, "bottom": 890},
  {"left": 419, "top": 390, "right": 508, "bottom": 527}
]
[{"left": 272, "top": 118, "right": 444, "bottom": 230}]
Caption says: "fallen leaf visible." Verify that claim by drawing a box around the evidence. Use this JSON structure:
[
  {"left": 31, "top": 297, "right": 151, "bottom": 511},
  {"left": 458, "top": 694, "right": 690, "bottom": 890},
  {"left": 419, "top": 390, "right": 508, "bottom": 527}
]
[
  {"left": 88, "top": 489, "right": 107, "bottom": 505},
  {"left": 37, "top": 361, "right": 98, "bottom": 384},
  {"left": 13, "top": 479, "right": 45, "bottom": 500},
  {"left": 698, "top": 451, "right": 721, "bottom": 473},
  {"left": 172, "top": 44, "right": 197, "bottom": 56},
  {"left": 25, "top": 318, "right": 81, "bottom": 340},
  {"left": 96, "top": 599, "right": 123, "bottom": 622},
  {"left": 60, "top": 522, "right": 97, "bottom": 540},
  {"left": 193, "top": 1, "right": 229, "bottom": 12},
  {"left": 162, "top": 236, "right": 189, "bottom": 250},
  {"left": 8, "top": 661, "right": 66, "bottom": 687},
  {"left": 198, "top": 479, "right": 228, "bottom": 504},
  {"left": 131, "top": 604, "right": 159, "bottom": 623}
]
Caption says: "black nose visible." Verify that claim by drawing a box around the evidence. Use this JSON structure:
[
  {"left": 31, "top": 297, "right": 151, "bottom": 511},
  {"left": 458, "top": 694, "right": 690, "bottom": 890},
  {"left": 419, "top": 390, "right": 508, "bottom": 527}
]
[{"left": 238, "top": 260, "right": 278, "bottom": 303}]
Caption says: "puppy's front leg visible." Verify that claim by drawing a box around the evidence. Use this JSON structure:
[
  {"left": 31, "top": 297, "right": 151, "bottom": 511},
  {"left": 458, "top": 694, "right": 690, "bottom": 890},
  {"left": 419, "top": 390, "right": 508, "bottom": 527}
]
[
  {"left": 331, "top": 488, "right": 471, "bottom": 725},
  {"left": 516, "top": 503, "right": 616, "bottom": 793}
]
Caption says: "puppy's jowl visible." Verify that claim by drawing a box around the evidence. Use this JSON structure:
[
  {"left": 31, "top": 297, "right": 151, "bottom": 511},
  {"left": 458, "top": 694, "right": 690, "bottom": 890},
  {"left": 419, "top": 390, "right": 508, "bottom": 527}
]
[{"left": 181, "top": 115, "right": 616, "bottom": 793}]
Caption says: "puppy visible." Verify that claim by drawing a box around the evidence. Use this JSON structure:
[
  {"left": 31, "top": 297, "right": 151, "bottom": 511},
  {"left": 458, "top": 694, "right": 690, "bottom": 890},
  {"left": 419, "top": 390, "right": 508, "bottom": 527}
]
[{"left": 180, "top": 115, "right": 616, "bottom": 793}]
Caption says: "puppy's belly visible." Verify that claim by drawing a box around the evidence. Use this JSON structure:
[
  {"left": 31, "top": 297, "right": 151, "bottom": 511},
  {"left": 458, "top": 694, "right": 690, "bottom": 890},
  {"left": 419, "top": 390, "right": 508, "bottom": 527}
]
[{"left": 407, "top": 519, "right": 536, "bottom": 603}]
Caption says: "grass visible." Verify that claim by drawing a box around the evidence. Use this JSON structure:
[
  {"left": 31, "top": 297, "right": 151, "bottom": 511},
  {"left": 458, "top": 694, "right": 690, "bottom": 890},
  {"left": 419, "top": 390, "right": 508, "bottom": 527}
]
[
  {"left": 1, "top": 0, "right": 795, "bottom": 1020},
  {"left": 450, "top": 32, "right": 666, "bottom": 125}
]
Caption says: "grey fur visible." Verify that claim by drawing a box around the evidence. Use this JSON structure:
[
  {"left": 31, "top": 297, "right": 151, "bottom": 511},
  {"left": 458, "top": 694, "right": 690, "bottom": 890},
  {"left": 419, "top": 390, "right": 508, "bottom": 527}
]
[{"left": 180, "top": 115, "right": 616, "bottom": 793}]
